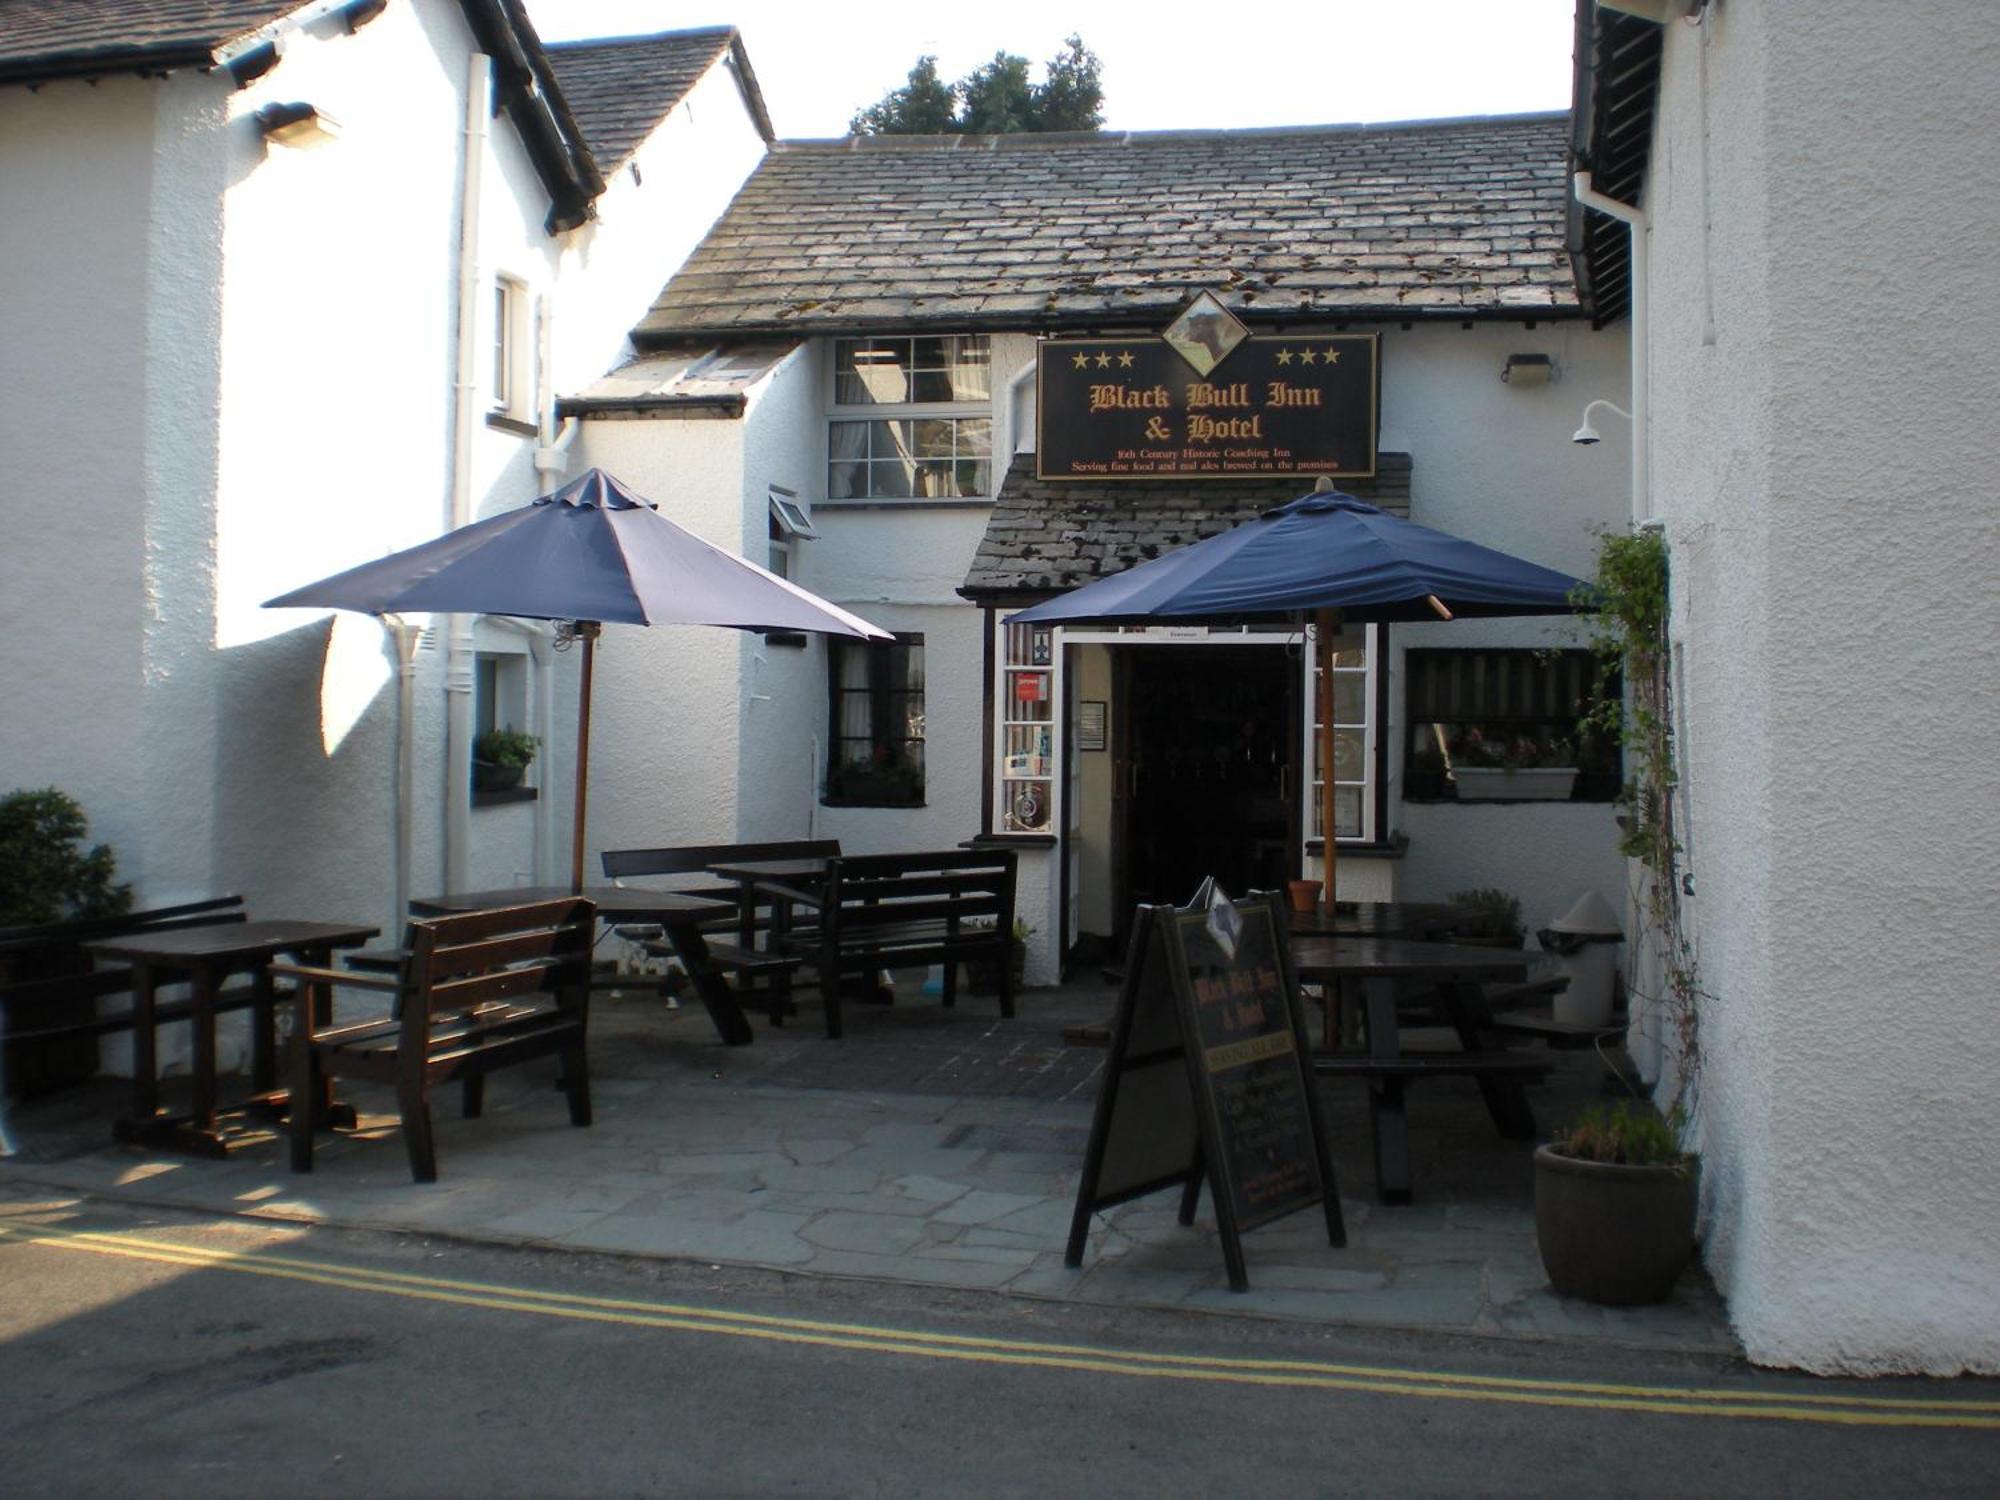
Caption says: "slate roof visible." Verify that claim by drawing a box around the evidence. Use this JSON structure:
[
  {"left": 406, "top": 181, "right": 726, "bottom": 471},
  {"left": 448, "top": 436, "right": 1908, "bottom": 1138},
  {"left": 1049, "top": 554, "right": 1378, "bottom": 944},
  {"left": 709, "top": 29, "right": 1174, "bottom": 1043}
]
[
  {"left": 637, "top": 114, "right": 1578, "bottom": 343},
  {"left": 546, "top": 25, "right": 772, "bottom": 172},
  {"left": 962, "top": 453, "right": 1412, "bottom": 602},
  {"left": 0, "top": 0, "right": 300, "bottom": 83}
]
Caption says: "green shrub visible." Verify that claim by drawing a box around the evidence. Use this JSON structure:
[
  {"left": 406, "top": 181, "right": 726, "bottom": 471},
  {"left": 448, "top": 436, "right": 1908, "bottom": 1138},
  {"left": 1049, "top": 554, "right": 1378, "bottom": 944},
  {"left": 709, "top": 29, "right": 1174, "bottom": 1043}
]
[
  {"left": 0, "top": 788, "right": 132, "bottom": 926},
  {"left": 473, "top": 728, "right": 539, "bottom": 768},
  {"left": 1552, "top": 1103, "right": 1692, "bottom": 1170},
  {"left": 1448, "top": 886, "right": 1525, "bottom": 947}
]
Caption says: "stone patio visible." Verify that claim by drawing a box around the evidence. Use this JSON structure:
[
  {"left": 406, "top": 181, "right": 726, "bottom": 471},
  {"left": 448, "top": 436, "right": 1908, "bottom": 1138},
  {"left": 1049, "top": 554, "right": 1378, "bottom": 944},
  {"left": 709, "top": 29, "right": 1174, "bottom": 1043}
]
[{"left": 0, "top": 974, "right": 1734, "bottom": 1355}]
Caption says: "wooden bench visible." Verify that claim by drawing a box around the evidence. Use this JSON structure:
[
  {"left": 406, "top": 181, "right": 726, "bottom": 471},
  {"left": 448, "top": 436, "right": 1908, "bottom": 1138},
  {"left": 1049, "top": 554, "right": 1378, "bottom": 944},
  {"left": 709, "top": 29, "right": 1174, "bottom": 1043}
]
[
  {"left": 1, "top": 898, "right": 250, "bottom": 1120},
  {"left": 600, "top": 840, "right": 839, "bottom": 1007},
  {"left": 270, "top": 898, "right": 595, "bottom": 1183},
  {"left": 762, "top": 849, "right": 1017, "bottom": 1039}
]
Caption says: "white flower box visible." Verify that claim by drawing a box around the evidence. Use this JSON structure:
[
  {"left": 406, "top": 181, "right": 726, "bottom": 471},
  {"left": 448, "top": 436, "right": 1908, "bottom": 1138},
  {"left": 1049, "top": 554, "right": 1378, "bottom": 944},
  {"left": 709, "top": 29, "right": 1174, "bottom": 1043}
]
[{"left": 1451, "top": 767, "right": 1578, "bottom": 801}]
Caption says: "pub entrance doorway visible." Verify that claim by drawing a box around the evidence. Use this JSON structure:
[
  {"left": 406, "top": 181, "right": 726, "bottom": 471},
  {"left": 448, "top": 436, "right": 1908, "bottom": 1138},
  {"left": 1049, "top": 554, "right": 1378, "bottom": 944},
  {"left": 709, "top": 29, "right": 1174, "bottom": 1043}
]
[{"left": 1112, "top": 644, "right": 1297, "bottom": 923}]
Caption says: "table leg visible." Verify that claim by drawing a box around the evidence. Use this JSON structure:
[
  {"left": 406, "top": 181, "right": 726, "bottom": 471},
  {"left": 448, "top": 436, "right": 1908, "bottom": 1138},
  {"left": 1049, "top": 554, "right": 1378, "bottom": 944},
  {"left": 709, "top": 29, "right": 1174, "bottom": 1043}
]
[
  {"left": 251, "top": 962, "right": 277, "bottom": 1093},
  {"left": 1360, "top": 978, "right": 1415, "bottom": 1202},
  {"left": 662, "top": 923, "right": 753, "bottom": 1046},
  {"left": 1443, "top": 980, "right": 1537, "bottom": 1139},
  {"left": 128, "top": 961, "right": 159, "bottom": 1123},
  {"left": 188, "top": 963, "right": 220, "bottom": 1140}
]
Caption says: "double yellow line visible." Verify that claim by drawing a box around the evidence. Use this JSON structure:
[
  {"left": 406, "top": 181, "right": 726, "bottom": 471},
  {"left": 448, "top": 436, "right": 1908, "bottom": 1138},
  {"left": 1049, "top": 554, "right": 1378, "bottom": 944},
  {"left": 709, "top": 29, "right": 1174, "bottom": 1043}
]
[{"left": 4, "top": 1218, "right": 1996, "bottom": 1429}]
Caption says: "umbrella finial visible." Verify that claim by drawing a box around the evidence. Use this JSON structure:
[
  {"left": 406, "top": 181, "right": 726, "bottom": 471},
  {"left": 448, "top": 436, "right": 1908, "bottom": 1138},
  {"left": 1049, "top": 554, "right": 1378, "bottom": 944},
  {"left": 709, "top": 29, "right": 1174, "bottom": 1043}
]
[{"left": 1313, "top": 475, "right": 1336, "bottom": 492}]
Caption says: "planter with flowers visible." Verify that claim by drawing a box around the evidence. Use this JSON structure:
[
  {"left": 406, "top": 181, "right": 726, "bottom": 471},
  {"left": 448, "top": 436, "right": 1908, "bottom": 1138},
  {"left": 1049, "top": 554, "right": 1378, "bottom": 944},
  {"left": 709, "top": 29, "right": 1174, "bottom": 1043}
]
[{"left": 1448, "top": 728, "right": 1577, "bottom": 801}]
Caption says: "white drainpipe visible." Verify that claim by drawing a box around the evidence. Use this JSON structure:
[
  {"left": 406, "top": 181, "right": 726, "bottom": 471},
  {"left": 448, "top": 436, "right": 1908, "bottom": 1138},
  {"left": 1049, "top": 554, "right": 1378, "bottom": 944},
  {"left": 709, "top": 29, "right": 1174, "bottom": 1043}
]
[
  {"left": 1573, "top": 170, "right": 1649, "bottom": 524},
  {"left": 443, "top": 52, "right": 491, "bottom": 893}
]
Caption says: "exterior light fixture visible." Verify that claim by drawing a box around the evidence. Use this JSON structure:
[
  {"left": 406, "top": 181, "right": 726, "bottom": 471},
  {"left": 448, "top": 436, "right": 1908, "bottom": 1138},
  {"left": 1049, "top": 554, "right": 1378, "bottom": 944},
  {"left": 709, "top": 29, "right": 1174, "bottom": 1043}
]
[
  {"left": 256, "top": 101, "right": 341, "bottom": 147},
  {"left": 1571, "top": 398, "right": 1632, "bottom": 446},
  {"left": 1501, "top": 353, "right": 1557, "bottom": 387}
]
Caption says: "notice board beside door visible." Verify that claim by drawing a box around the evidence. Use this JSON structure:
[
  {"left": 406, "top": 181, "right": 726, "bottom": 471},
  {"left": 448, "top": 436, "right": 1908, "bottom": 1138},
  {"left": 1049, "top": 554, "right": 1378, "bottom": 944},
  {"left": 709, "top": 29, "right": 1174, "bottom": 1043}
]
[{"left": 1066, "top": 889, "right": 1343, "bottom": 1291}]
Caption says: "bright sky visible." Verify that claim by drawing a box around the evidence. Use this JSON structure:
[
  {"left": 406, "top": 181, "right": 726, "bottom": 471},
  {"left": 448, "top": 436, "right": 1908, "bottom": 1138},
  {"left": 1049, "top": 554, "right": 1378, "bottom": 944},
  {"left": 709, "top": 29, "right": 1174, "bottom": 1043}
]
[{"left": 527, "top": 1, "right": 1579, "bottom": 139}]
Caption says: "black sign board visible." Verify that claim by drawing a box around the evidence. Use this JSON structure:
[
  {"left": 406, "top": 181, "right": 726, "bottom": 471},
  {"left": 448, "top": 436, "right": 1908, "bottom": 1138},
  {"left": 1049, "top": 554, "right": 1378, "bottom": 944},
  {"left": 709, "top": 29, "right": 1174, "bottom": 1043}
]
[
  {"left": 1037, "top": 334, "right": 1378, "bottom": 481},
  {"left": 1066, "top": 890, "right": 1343, "bottom": 1291}
]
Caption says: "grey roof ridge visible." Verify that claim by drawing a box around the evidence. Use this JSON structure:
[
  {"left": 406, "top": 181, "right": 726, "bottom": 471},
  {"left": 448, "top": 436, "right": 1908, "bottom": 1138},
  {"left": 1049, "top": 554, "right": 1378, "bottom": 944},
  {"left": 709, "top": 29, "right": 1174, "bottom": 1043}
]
[{"left": 770, "top": 110, "right": 1571, "bottom": 152}]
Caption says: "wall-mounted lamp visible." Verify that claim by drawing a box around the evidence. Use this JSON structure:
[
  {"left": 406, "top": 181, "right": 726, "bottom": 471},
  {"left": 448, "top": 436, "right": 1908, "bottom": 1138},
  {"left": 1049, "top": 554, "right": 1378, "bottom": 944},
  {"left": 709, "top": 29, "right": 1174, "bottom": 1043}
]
[
  {"left": 256, "top": 101, "right": 341, "bottom": 148},
  {"left": 1501, "top": 353, "right": 1558, "bottom": 387},
  {"left": 1572, "top": 398, "right": 1633, "bottom": 446}
]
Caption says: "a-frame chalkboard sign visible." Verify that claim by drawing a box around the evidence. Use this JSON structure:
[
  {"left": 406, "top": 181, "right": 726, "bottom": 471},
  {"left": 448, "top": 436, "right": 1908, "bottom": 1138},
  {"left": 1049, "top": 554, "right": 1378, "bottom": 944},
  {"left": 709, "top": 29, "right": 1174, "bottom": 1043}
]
[{"left": 1066, "top": 888, "right": 1344, "bottom": 1291}]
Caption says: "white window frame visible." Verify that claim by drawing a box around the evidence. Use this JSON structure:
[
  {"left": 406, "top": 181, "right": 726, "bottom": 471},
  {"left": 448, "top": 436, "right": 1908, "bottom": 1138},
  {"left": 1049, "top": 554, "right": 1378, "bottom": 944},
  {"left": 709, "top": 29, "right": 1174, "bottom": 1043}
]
[
  {"left": 991, "top": 612, "right": 1062, "bottom": 836},
  {"left": 825, "top": 334, "right": 994, "bottom": 504},
  {"left": 1303, "top": 622, "right": 1380, "bottom": 846},
  {"left": 491, "top": 274, "right": 533, "bottom": 423},
  {"left": 767, "top": 485, "right": 817, "bottom": 580}
]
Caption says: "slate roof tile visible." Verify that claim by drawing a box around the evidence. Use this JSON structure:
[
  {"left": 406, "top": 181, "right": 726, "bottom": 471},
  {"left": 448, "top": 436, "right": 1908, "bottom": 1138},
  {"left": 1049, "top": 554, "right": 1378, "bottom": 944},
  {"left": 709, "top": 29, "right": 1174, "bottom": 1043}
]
[
  {"left": 0, "top": 0, "right": 300, "bottom": 79},
  {"left": 639, "top": 114, "right": 1577, "bottom": 341},
  {"left": 544, "top": 26, "right": 738, "bottom": 171},
  {"left": 962, "top": 453, "right": 1413, "bottom": 600}
]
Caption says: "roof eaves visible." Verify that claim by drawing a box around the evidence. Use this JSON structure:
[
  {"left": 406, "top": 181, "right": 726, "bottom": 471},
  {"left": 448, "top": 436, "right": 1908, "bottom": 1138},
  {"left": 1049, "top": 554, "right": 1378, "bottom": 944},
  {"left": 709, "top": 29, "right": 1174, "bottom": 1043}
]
[
  {"left": 723, "top": 31, "right": 774, "bottom": 145},
  {"left": 458, "top": 0, "right": 607, "bottom": 234}
]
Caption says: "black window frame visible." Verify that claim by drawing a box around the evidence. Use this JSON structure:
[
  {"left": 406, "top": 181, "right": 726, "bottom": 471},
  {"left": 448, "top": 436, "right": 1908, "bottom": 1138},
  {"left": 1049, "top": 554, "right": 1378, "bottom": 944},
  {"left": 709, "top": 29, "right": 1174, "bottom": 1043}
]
[
  {"left": 1402, "top": 647, "right": 1622, "bottom": 802},
  {"left": 823, "top": 633, "right": 926, "bottom": 807}
]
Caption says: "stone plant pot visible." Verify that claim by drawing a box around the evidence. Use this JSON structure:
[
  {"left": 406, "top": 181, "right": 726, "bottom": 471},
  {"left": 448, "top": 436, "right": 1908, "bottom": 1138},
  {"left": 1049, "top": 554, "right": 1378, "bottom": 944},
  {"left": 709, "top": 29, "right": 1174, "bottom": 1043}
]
[{"left": 1534, "top": 1145, "right": 1697, "bottom": 1305}]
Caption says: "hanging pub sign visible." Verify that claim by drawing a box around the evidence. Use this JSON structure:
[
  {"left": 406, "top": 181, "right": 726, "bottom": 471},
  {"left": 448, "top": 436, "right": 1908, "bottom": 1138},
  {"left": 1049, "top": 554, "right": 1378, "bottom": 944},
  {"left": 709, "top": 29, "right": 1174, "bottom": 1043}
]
[
  {"left": 1037, "top": 296, "right": 1378, "bottom": 482},
  {"left": 1065, "top": 886, "right": 1344, "bottom": 1292}
]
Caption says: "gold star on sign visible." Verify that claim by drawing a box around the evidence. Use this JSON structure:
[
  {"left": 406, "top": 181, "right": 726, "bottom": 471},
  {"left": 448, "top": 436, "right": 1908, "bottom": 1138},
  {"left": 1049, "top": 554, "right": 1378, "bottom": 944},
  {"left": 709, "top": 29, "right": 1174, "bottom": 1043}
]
[
  {"left": 1072, "top": 351, "right": 1090, "bottom": 369},
  {"left": 1095, "top": 351, "right": 1113, "bottom": 368},
  {"left": 1323, "top": 347, "right": 1341, "bottom": 363},
  {"left": 1117, "top": 350, "right": 1135, "bottom": 368},
  {"left": 1275, "top": 348, "right": 1294, "bottom": 365},
  {"left": 1299, "top": 348, "right": 1318, "bottom": 365}
]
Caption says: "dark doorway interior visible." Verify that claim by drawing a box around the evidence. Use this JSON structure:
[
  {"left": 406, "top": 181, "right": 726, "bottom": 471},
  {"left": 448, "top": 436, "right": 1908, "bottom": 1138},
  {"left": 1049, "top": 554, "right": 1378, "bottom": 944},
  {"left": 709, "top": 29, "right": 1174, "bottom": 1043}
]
[{"left": 1120, "top": 646, "right": 1293, "bottom": 912}]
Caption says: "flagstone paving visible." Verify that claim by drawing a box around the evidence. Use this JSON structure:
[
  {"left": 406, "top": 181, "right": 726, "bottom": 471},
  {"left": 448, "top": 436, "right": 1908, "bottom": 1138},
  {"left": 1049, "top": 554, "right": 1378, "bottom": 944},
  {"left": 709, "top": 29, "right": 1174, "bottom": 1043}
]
[{"left": 0, "top": 976, "right": 1734, "bottom": 1355}]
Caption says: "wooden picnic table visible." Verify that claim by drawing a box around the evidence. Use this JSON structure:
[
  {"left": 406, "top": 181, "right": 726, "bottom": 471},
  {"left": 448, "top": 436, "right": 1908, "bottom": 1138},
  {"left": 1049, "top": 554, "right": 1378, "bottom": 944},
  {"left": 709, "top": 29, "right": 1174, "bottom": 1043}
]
[
  {"left": 408, "top": 886, "right": 752, "bottom": 1046},
  {"left": 1287, "top": 900, "right": 1481, "bottom": 940},
  {"left": 83, "top": 917, "right": 379, "bottom": 1157},
  {"left": 1290, "top": 935, "right": 1547, "bottom": 1204}
]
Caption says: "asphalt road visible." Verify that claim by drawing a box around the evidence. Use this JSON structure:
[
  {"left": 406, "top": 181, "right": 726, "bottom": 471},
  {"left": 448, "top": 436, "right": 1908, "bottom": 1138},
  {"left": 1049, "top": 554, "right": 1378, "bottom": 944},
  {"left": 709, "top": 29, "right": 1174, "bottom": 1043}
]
[{"left": 1, "top": 1196, "right": 1995, "bottom": 1498}]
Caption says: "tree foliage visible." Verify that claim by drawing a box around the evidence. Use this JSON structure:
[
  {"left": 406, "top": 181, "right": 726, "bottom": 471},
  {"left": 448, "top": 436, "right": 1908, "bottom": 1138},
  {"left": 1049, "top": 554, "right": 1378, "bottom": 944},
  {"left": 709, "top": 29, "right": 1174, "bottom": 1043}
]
[
  {"left": 0, "top": 788, "right": 131, "bottom": 926},
  {"left": 850, "top": 35, "right": 1103, "bottom": 135}
]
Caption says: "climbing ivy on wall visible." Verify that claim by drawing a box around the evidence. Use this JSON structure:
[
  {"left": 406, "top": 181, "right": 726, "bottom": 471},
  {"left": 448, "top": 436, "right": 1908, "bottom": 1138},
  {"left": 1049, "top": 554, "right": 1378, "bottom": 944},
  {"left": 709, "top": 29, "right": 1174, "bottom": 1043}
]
[{"left": 1578, "top": 529, "right": 1702, "bottom": 1111}]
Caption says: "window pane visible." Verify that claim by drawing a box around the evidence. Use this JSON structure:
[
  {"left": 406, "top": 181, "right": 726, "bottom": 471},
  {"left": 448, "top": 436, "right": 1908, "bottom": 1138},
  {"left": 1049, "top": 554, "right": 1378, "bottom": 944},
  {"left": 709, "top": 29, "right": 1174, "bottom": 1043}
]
[
  {"left": 956, "top": 418, "right": 992, "bottom": 455},
  {"left": 1004, "top": 779, "right": 1053, "bottom": 833},
  {"left": 834, "top": 339, "right": 910, "bottom": 405},
  {"left": 948, "top": 336, "right": 991, "bottom": 400},
  {"left": 1008, "top": 670, "right": 1053, "bottom": 722},
  {"left": 911, "top": 418, "right": 958, "bottom": 458},
  {"left": 868, "top": 458, "right": 913, "bottom": 498},
  {"left": 1331, "top": 674, "right": 1365, "bottom": 724},
  {"left": 910, "top": 336, "right": 952, "bottom": 372}
]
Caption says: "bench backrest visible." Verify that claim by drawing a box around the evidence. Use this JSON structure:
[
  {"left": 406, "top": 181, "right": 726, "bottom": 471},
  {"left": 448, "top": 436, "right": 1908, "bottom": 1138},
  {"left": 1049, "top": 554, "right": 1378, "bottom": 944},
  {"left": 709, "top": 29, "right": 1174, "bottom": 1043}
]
[
  {"left": 601, "top": 840, "right": 840, "bottom": 894},
  {"left": 0, "top": 895, "right": 246, "bottom": 958},
  {"left": 400, "top": 899, "right": 596, "bottom": 1036},
  {"left": 821, "top": 850, "right": 1016, "bottom": 938}
]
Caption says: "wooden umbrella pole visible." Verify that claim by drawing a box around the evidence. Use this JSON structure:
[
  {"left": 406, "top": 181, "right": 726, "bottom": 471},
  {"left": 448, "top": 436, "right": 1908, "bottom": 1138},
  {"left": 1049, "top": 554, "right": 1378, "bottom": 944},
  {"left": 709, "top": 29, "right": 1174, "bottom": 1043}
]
[
  {"left": 1317, "top": 607, "right": 1340, "bottom": 908},
  {"left": 569, "top": 621, "right": 601, "bottom": 894}
]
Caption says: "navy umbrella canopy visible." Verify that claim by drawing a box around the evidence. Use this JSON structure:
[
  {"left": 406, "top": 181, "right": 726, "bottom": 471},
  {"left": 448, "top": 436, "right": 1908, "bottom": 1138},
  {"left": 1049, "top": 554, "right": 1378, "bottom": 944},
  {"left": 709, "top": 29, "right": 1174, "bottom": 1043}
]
[
  {"left": 1009, "top": 486, "right": 1592, "bottom": 897},
  {"left": 1009, "top": 490, "right": 1590, "bottom": 628},
  {"left": 267, "top": 468, "right": 890, "bottom": 890}
]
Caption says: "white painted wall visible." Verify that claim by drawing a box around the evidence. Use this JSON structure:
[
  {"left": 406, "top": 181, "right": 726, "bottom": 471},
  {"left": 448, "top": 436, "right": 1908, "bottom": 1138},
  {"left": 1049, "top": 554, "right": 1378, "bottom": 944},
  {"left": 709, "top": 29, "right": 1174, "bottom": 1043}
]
[{"left": 1644, "top": 1, "right": 2000, "bottom": 1374}]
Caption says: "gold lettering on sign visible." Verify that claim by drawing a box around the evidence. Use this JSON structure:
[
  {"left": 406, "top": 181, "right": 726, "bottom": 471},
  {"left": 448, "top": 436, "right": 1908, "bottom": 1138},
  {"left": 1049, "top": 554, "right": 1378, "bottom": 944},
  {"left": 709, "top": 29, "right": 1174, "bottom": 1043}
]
[
  {"left": 1088, "top": 384, "right": 1170, "bottom": 413},
  {"left": 1144, "top": 416, "right": 1173, "bottom": 441},
  {"left": 1265, "top": 382, "right": 1322, "bottom": 408},
  {"left": 1188, "top": 415, "right": 1264, "bottom": 443},
  {"left": 1185, "top": 382, "right": 1251, "bottom": 408}
]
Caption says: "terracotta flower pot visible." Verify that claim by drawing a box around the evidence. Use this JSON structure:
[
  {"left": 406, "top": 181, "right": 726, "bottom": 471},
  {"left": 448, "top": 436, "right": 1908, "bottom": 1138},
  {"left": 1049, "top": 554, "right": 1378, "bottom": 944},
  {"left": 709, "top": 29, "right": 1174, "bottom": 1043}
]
[
  {"left": 1287, "top": 879, "right": 1322, "bottom": 914},
  {"left": 1534, "top": 1144, "right": 1697, "bottom": 1305}
]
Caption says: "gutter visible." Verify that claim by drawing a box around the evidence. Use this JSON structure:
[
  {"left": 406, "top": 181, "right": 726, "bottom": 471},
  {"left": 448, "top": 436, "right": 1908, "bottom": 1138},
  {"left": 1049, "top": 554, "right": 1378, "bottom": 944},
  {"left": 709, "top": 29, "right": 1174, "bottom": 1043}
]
[
  {"left": 553, "top": 394, "right": 747, "bottom": 421},
  {"left": 1573, "top": 170, "right": 1649, "bottom": 524}
]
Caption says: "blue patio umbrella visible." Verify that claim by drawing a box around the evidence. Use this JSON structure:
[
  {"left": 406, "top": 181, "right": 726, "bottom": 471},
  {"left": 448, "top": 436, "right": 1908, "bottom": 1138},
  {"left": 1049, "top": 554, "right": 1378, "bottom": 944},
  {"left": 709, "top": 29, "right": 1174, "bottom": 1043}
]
[
  {"left": 267, "top": 468, "right": 890, "bottom": 890},
  {"left": 1009, "top": 482, "right": 1592, "bottom": 893}
]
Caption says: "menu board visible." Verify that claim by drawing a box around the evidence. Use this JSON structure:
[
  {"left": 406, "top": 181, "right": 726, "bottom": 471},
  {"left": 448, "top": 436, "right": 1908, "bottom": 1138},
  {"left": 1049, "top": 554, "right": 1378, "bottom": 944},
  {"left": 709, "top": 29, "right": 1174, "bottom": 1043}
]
[
  {"left": 1067, "top": 890, "right": 1343, "bottom": 1292},
  {"left": 1169, "top": 904, "right": 1325, "bottom": 1232}
]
